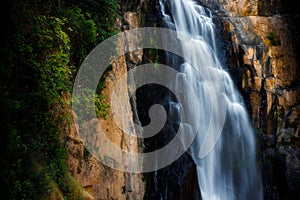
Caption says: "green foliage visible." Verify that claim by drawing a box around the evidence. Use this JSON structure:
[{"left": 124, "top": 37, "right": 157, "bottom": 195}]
[
  {"left": 62, "top": 7, "right": 97, "bottom": 66},
  {"left": 267, "top": 32, "right": 281, "bottom": 46},
  {"left": 95, "top": 93, "right": 110, "bottom": 119},
  {"left": 0, "top": 0, "right": 118, "bottom": 199},
  {"left": 67, "top": 0, "right": 118, "bottom": 27},
  {"left": 31, "top": 15, "right": 72, "bottom": 97},
  {"left": 83, "top": 147, "right": 91, "bottom": 161},
  {"left": 147, "top": 49, "right": 160, "bottom": 70},
  {"left": 72, "top": 88, "right": 110, "bottom": 120},
  {"left": 62, "top": 0, "right": 119, "bottom": 42}
]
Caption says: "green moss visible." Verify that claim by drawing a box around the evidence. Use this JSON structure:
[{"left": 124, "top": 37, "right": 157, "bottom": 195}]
[{"left": 267, "top": 32, "right": 281, "bottom": 46}]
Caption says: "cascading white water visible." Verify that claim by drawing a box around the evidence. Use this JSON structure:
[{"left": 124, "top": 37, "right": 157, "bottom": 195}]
[{"left": 159, "top": 0, "right": 263, "bottom": 199}]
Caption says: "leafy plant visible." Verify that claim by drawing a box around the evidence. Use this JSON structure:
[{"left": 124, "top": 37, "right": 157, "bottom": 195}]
[
  {"left": 0, "top": 0, "right": 118, "bottom": 198},
  {"left": 267, "top": 32, "right": 281, "bottom": 46}
]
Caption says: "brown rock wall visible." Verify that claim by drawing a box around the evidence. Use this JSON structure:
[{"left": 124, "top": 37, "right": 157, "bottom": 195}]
[{"left": 199, "top": 0, "right": 300, "bottom": 198}]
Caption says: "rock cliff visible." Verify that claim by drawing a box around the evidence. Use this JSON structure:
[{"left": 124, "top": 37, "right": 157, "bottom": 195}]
[
  {"left": 66, "top": 0, "right": 300, "bottom": 199},
  {"left": 65, "top": 1, "right": 147, "bottom": 199},
  {"left": 199, "top": 0, "right": 300, "bottom": 198}
]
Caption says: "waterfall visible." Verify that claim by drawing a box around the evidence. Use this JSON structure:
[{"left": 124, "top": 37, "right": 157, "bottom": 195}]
[{"left": 159, "top": 0, "right": 263, "bottom": 199}]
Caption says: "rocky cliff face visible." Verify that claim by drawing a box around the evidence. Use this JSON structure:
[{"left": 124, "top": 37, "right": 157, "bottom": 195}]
[
  {"left": 66, "top": 0, "right": 201, "bottom": 198},
  {"left": 200, "top": 0, "right": 300, "bottom": 199},
  {"left": 66, "top": 0, "right": 300, "bottom": 199},
  {"left": 135, "top": 1, "right": 201, "bottom": 199},
  {"left": 65, "top": 1, "right": 147, "bottom": 199},
  {"left": 66, "top": 56, "right": 144, "bottom": 200}
]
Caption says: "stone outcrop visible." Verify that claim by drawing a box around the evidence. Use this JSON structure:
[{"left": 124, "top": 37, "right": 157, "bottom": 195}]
[
  {"left": 65, "top": 1, "right": 147, "bottom": 199},
  {"left": 66, "top": 56, "right": 144, "bottom": 200}
]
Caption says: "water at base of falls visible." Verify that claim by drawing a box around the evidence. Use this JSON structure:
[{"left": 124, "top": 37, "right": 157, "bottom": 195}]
[{"left": 159, "top": 0, "right": 263, "bottom": 199}]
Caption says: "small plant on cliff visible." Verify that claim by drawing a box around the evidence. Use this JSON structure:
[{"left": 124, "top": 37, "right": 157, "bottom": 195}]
[{"left": 267, "top": 32, "right": 281, "bottom": 46}]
